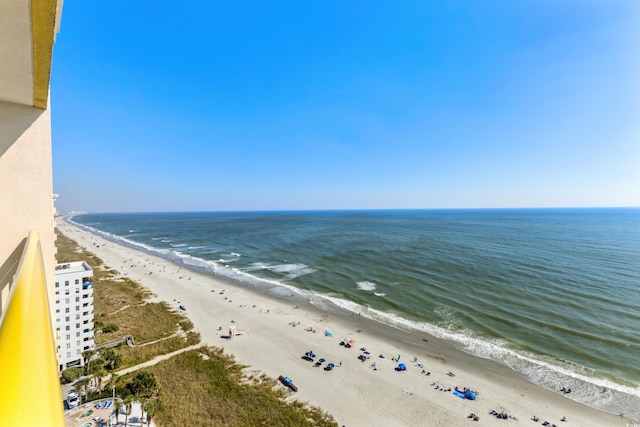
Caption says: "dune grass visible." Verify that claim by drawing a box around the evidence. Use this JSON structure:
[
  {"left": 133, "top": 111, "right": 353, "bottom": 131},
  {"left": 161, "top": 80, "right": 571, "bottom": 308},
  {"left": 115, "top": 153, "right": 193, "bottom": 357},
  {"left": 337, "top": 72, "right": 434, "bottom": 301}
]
[
  {"left": 147, "top": 347, "right": 337, "bottom": 427},
  {"left": 55, "top": 230, "right": 196, "bottom": 366}
]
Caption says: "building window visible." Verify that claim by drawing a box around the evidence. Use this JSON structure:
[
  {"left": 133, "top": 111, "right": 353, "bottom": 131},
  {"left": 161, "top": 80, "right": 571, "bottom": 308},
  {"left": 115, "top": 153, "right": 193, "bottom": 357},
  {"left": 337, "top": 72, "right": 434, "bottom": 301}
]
[
  {"left": 65, "top": 281, "right": 69, "bottom": 286},
  {"left": 76, "top": 297, "right": 80, "bottom": 302},
  {"left": 67, "top": 352, "right": 71, "bottom": 358},
  {"left": 76, "top": 332, "right": 81, "bottom": 337},
  {"left": 55, "top": 290, "right": 59, "bottom": 295},
  {"left": 65, "top": 289, "right": 69, "bottom": 295},
  {"left": 75, "top": 279, "right": 79, "bottom": 284},
  {"left": 65, "top": 326, "right": 70, "bottom": 331},
  {"left": 77, "top": 340, "right": 81, "bottom": 346},
  {"left": 76, "top": 323, "right": 80, "bottom": 329},
  {"left": 55, "top": 282, "right": 59, "bottom": 288},
  {"left": 65, "top": 316, "right": 70, "bottom": 322},
  {"left": 65, "top": 308, "right": 69, "bottom": 313},
  {"left": 56, "top": 309, "right": 60, "bottom": 313},
  {"left": 65, "top": 298, "right": 69, "bottom": 304},
  {"left": 66, "top": 334, "right": 70, "bottom": 340},
  {"left": 76, "top": 306, "right": 80, "bottom": 311}
]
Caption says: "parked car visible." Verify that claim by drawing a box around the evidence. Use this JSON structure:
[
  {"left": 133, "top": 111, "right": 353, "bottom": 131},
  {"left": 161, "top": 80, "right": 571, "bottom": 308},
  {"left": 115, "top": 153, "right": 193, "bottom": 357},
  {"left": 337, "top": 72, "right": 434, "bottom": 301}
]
[{"left": 66, "top": 391, "right": 79, "bottom": 409}]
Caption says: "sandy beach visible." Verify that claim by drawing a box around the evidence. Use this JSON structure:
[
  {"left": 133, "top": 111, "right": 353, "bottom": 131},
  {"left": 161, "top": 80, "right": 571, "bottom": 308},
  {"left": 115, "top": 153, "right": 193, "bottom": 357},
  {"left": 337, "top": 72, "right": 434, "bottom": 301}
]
[{"left": 57, "top": 220, "right": 631, "bottom": 427}]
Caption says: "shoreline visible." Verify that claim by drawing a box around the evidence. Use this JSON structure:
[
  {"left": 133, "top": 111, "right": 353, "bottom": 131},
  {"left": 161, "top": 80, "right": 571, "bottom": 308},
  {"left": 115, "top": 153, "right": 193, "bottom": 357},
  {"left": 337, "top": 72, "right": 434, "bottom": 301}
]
[{"left": 57, "top": 219, "right": 633, "bottom": 426}]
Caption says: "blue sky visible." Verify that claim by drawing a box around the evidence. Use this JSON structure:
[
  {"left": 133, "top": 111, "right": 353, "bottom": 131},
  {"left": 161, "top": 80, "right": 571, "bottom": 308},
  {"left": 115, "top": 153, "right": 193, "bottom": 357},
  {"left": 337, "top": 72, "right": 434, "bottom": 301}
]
[{"left": 51, "top": 1, "right": 639, "bottom": 213}]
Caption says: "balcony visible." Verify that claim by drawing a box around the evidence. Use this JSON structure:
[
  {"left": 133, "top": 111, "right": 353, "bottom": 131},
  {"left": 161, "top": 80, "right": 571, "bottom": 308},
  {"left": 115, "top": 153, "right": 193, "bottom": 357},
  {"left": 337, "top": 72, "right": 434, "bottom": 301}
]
[{"left": 0, "top": 231, "right": 65, "bottom": 425}]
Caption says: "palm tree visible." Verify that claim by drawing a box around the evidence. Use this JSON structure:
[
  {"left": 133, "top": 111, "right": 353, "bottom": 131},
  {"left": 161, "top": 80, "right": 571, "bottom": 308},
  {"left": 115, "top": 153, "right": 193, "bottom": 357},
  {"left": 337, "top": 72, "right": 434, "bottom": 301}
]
[
  {"left": 142, "top": 399, "right": 158, "bottom": 426},
  {"left": 74, "top": 378, "right": 89, "bottom": 405},
  {"left": 139, "top": 397, "right": 148, "bottom": 425},
  {"left": 108, "top": 373, "right": 120, "bottom": 399},
  {"left": 92, "top": 365, "right": 107, "bottom": 392},
  {"left": 128, "top": 371, "right": 158, "bottom": 399},
  {"left": 82, "top": 349, "right": 96, "bottom": 375},
  {"left": 122, "top": 394, "right": 135, "bottom": 427}
]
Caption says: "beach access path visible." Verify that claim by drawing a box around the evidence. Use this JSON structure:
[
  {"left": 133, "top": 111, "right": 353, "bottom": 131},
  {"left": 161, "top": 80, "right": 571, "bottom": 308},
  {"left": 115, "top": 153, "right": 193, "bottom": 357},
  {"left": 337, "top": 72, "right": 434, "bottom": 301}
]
[{"left": 57, "top": 220, "right": 631, "bottom": 427}]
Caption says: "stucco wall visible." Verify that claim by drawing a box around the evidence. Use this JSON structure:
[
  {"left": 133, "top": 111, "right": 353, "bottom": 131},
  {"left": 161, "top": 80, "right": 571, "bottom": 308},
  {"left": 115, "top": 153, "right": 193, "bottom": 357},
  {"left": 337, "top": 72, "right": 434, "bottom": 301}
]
[{"left": 0, "top": 99, "right": 55, "bottom": 307}]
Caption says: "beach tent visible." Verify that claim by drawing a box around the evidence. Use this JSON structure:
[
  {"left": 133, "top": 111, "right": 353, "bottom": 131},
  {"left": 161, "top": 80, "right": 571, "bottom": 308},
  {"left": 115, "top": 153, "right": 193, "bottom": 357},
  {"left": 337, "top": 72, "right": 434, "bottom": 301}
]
[{"left": 325, "top": 331, "right": 334, "bottom": 337}]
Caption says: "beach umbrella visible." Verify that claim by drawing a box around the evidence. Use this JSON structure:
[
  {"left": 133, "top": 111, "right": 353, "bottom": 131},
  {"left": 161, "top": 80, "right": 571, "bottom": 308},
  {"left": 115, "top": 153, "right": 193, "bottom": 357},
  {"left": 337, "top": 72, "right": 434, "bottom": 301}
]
[
  {"left": 305, "top": 352, "right": 312, "bottom": 357},
  {"left": 465, "top": 390, "right": 477, "bottom": 400},
  {"left": 325, "top": 331, "right": 334, "bottom": 337},
  {"left": 348, "top": 339, "right": 356, "bottom": 344},
  {"left": 319, "top": 358, "right": 326, "bottom": 363},
  {"left": 328, "top": 363, "right": 335, "bottom": 368},
  {"left": 398, "top": 363, "right": 407, "bottom": 370},
  {"left": 363, "top": 351, "right": 370, "bottom": 355},
  {"left": 310, "top": 353, "right": 316, "bottom": 358}
]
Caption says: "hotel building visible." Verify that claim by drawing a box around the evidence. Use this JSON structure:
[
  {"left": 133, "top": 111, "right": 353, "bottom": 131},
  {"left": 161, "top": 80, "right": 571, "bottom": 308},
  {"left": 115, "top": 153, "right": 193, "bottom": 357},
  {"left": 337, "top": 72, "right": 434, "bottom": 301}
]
[{"left": 54, "top": 261, "right": 95, "bottom": 372}]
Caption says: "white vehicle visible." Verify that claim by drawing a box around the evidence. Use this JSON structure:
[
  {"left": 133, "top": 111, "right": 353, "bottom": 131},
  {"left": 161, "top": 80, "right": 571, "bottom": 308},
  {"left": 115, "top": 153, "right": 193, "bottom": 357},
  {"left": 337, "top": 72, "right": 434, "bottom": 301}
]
[{"left": 66, "top": 391, "right": 79, "bottom": 409}]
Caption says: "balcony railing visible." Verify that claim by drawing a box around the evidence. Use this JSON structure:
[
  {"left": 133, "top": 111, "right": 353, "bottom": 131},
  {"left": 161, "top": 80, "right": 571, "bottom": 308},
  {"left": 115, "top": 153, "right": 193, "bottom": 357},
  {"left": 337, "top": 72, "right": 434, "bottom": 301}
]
[{"left": 0, "top": 231, "right": 65, "bottom": 425}]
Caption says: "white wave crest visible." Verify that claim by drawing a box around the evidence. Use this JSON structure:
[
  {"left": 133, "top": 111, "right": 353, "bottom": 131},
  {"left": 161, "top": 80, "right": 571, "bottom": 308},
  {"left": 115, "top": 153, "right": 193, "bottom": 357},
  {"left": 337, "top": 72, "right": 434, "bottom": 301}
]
[
  {"left": 245, "top": 262, "right": 316, "bottom": 280},
  {"left": 357, "top": 281, "right": 377, "bottom": 291}
]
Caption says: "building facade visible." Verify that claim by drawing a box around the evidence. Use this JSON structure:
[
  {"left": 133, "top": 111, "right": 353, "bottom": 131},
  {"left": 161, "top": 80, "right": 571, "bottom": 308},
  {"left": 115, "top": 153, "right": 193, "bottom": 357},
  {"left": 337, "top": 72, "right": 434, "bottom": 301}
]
[
  {"left": 54, "top": 261, "right": 95, "bottom": 372},
  {"left": 0, "top": 1, "right": 67, "bottom": 423}
]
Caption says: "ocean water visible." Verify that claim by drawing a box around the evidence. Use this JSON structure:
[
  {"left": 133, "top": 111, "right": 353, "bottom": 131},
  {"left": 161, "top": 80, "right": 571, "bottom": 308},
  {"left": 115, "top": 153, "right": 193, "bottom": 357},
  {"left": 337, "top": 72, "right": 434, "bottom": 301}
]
[{"left": 69, "top": 208, "right": 640, "bottom": 419}]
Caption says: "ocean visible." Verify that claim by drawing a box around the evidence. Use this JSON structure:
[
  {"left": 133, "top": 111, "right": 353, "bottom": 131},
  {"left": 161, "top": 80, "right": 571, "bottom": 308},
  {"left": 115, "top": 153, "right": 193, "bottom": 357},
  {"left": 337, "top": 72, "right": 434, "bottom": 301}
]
[{"left": 69, "top": 208, "right": 640, "bottom": 419}]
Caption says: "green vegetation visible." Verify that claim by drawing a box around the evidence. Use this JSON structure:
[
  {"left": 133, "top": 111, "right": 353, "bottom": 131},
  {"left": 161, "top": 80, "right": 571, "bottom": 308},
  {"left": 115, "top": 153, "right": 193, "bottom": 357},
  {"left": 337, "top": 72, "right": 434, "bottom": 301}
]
[
  {"left": 102, "top": 323, "right": 119, "bottom": 333},
  {"left": 56, "top": 229, "right": 337, "bottom": 427},
  {"left": 61, "top": 366, "right": 83, "bottom": 383},
  {"left": 148, "top": 347, "right": 336, "bottom": 427},
  {"left": 56, "top": 230, "right": 197, "bottom": 368}
]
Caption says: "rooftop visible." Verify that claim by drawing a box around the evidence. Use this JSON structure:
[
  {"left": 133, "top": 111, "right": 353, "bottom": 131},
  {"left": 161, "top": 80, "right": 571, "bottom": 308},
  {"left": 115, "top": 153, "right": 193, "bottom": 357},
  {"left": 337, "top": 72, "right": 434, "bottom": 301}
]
[{"left": 55, "top": 261, "right": 92, "bottom": 275}]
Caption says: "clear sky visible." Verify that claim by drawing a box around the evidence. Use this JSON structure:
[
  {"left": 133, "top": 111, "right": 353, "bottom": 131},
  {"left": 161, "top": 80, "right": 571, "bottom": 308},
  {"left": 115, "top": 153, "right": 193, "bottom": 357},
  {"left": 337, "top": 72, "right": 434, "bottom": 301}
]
[{"left": 51, "top": 1, "right": 640, "bottom": 213}]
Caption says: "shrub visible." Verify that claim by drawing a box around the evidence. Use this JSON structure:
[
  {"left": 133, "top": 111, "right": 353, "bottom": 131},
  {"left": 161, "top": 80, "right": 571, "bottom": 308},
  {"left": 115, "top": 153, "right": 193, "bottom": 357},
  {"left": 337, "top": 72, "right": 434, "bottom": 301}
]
[
  {"left": 61, "top": 366, "right": 84, "bottom": 383},
  {"left": 102, "top": 323, "right": 119, "bottom": 333}
]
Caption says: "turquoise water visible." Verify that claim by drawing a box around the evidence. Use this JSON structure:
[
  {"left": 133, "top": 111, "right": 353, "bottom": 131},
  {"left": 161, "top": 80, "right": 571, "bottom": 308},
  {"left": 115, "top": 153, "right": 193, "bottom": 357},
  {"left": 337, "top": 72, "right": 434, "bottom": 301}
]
[{"left": 70, "top": 208, "right": 640, "bottom": 419}]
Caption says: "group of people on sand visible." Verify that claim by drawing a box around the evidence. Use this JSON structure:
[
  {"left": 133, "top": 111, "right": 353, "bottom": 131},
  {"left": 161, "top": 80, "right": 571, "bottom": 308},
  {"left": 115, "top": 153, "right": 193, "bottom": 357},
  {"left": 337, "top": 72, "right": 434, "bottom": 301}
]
[
  {"left": 467, "top": 413, "right": 480, "bottom": 421},
  {"left": 531, "top": 414, "right": 567, "bottom": 426},
  {"left": 489, "top": 409, "right": 514, "bottom": 420}
]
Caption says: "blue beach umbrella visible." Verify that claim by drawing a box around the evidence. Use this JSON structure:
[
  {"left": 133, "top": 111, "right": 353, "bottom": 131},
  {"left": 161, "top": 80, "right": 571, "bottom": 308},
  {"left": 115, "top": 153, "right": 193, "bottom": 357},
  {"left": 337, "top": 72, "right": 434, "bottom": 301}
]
[
  {"left": 319, "top": 358, "right": 326, "bottom": 363},
  {"left": 328, "top": 363, "right": 335, "bottom": 368},
  {"left": 398, "top": 363, "right": 407, "bottom": 370}
]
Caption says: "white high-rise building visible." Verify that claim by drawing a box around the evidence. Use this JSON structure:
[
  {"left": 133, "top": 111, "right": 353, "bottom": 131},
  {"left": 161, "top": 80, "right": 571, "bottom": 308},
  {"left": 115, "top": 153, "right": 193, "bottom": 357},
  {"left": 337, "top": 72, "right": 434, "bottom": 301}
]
[{"left": 54, "top": 261, "right": 95, "bottom": 372}]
